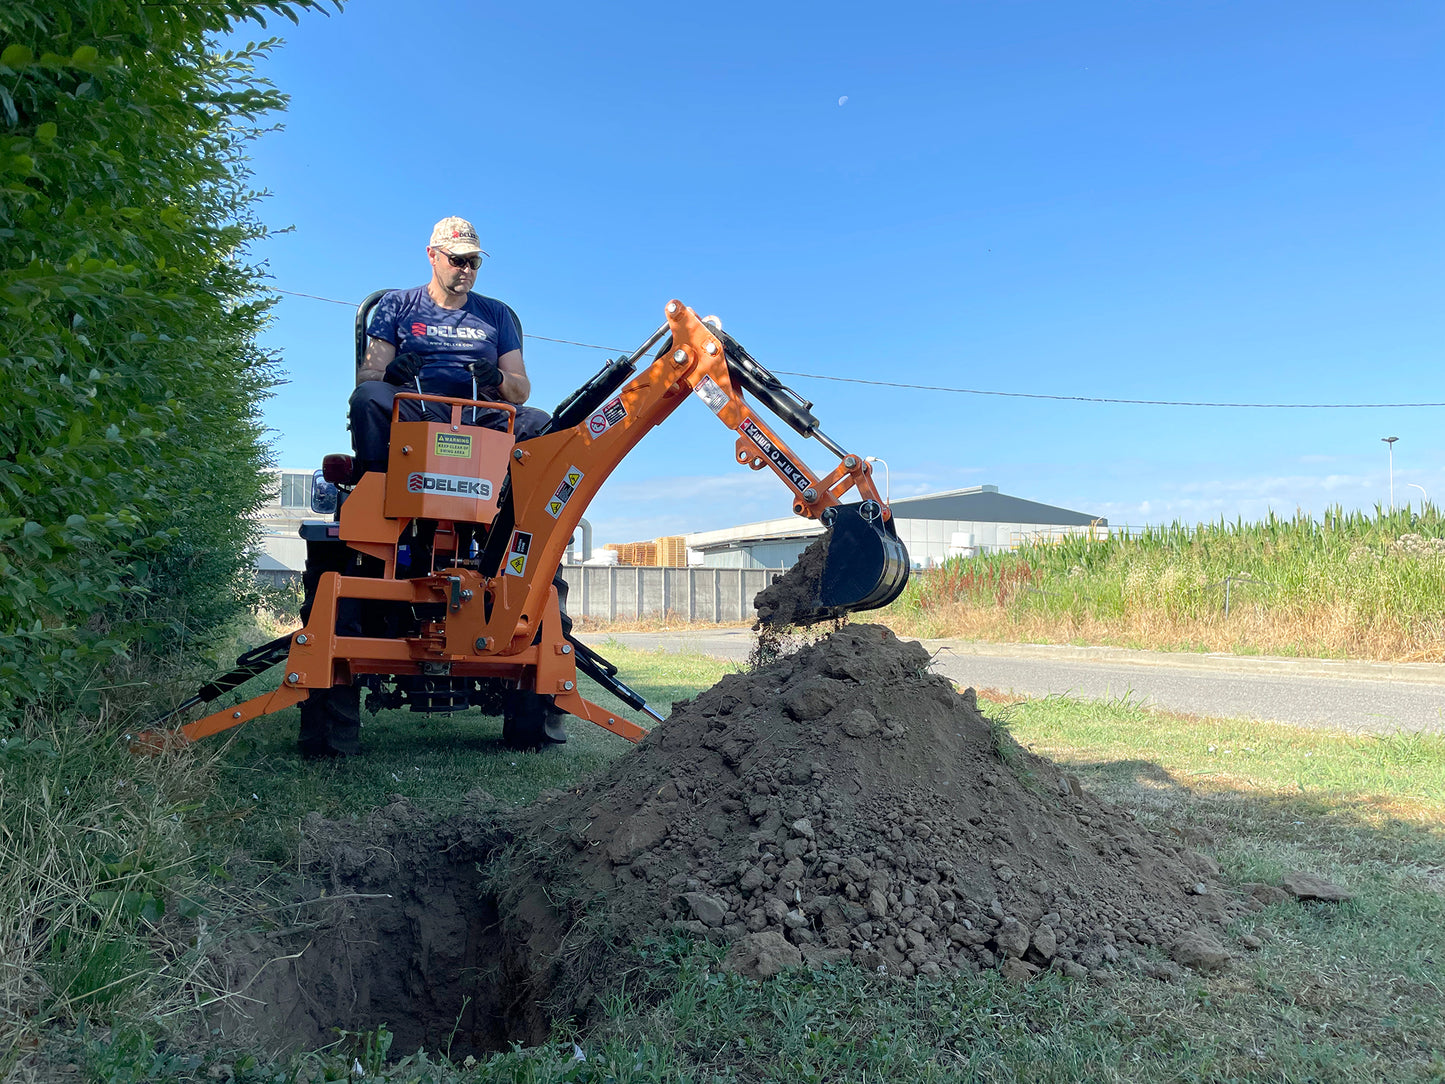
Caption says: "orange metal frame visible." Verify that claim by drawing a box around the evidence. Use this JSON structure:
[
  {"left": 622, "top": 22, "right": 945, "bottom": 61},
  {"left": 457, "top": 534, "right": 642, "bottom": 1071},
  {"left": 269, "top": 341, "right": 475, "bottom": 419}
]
[{"left": 147, "top": 301, "right": 890, "bottom": 748}]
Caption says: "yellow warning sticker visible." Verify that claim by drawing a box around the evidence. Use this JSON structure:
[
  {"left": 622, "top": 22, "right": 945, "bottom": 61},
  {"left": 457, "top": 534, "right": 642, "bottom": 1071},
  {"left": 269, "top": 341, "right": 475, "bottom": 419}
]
[
  {"left": 544, "top": 465, "right": 585, "bottom": 519},
  {"left": 434, "top": 432, "right": 472, "bottom": 458},
  {"left": 504, "top": 529, "right": 532, "bottom": 577}
]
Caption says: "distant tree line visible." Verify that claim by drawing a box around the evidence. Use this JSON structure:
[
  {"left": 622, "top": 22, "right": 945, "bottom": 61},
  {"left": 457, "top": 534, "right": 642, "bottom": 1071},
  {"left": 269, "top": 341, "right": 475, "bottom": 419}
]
[{"left": 0, "top": 1, "right": 333, "bottom": 721}]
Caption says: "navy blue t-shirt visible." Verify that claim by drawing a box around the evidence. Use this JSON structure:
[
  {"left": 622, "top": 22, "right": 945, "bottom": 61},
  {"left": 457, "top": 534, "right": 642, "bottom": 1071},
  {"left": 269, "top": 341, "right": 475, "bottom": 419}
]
[{"left": 367, "top": 286, "right": 522, "bottom": 398}]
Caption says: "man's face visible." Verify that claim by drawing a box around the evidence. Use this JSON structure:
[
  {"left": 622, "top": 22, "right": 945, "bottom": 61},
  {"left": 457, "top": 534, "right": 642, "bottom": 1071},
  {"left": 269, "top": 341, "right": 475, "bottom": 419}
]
[{"left": 429, "top": 246, "right": 478, "bottom": 293}]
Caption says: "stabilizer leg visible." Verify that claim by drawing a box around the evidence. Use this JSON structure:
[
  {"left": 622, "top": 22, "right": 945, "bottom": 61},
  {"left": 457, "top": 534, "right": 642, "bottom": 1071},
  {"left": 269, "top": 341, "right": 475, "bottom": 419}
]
[{"left": 131, "top": 683, "right": 309, "bottom": 752}]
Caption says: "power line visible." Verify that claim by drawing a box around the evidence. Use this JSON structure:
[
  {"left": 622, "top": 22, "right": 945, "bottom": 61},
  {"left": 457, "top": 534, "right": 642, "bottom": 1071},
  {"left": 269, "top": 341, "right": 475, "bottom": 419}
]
[
  {"left": 270, "top": 288, "right": 1443, "bottom": 410},
  {"left": 770, "top": 371, "right": 1445, "bottom": 409}
]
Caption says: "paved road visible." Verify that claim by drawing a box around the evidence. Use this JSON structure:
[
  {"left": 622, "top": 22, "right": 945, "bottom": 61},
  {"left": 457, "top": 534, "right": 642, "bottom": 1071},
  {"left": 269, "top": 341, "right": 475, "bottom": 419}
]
[{"left": 602, "top": 629, "right": 1445, "bottom": 735}]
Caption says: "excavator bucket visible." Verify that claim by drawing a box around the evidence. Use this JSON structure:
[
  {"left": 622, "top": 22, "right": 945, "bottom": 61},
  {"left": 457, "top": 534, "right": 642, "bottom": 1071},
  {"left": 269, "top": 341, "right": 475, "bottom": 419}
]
[
  {"left": 755, "top": 503, "right": 910, "bottom": 627},
  {"left": 820, "top": 503, "right": 911, "bottom": 612}
]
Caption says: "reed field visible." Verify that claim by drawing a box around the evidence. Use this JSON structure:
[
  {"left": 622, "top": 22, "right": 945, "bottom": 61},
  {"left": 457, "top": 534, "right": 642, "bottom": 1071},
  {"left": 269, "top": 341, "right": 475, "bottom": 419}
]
[{"left": 883, "top": 505, "right": 1445, "bottom": 662}]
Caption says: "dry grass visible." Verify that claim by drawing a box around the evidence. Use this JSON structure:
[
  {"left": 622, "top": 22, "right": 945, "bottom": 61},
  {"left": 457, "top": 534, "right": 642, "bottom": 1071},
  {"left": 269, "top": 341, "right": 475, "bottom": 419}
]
[
  {"left": 881, "top": 506, "right": 1445, "bottom": 663},
  {"left": 0, "top": 707, "right": 230, "bottom": 1074},
  {"left": 875, "top": 595, "right": 1445, "bottom": 662}
]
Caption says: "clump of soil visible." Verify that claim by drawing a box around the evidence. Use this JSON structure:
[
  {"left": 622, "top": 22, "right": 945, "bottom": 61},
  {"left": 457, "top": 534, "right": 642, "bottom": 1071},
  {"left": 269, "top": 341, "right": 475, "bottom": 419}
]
[
  {"left": 527, "top": 624, "right": 1237, "bottom": 982},
  {"left": 752, "top": 530, "right": 844, "bottom": 629}
]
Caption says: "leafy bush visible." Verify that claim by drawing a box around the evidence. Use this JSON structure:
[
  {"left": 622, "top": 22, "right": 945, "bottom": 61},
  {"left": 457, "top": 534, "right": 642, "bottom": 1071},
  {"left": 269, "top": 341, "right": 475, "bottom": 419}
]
[{"left": 0, "top": 0, "right": 331, "bottom": 722}]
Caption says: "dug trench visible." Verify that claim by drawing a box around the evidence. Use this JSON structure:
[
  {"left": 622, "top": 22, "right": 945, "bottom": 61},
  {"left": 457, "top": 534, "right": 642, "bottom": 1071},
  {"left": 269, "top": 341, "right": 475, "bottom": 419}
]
[{"left": 207, "top": 623, "right": 1250, "bottom": 1061}]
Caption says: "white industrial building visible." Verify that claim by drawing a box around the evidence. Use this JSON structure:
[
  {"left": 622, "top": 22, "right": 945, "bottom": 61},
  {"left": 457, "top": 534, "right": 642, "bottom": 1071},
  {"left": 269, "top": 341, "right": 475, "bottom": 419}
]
[
  {"left": 254, "top": 468, "right": 313, "bottom": 578},
  {"left": 685, "top": 485, "right": 1106, "bottom": 569}
]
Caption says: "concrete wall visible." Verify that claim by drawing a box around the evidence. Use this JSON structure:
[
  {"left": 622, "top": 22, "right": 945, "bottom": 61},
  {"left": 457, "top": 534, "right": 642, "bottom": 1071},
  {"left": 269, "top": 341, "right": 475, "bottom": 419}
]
[
  {"left": 247, "top": 562, "right": 780, "bottom": 623},
  {"left": 560, "top": 565, "right": 780, "bottom": 621}
]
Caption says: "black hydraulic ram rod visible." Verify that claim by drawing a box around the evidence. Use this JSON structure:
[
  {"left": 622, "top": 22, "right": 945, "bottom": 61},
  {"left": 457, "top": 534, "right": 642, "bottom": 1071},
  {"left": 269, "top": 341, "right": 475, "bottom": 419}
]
[{"left": 143, "top": 633, "right": 294, "bottom": 729}]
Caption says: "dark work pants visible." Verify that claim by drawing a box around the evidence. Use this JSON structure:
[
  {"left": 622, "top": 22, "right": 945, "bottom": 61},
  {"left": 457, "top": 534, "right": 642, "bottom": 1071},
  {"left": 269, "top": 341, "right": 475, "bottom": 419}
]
[{"left": 348, "top": 381, "right": 552, "bottom": 474}]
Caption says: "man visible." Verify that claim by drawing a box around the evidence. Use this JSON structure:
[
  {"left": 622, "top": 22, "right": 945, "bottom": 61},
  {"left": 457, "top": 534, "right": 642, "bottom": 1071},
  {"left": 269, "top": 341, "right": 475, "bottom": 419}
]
[
  {"left": 300, "top": 218, "right": 560, "bottom": 759},
  {"left": 348, "top": 216, "right": 550, "bottom": 476}
]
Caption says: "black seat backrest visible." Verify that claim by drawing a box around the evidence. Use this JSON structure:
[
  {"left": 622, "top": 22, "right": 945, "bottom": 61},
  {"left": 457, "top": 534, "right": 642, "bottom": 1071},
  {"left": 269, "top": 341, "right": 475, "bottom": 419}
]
[{"left": 353, "top": 289, "right": 524, "bottom": 370}]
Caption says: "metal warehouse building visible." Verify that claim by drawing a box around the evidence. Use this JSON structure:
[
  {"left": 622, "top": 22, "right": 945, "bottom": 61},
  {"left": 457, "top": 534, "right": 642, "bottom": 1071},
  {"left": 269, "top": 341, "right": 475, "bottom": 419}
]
[{"left": 685, "top": 485, "right": 1105, "bottom": 569}]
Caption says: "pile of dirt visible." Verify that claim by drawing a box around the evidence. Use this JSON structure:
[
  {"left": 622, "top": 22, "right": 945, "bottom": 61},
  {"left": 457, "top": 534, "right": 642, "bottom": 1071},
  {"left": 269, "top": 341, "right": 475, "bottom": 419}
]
[
  {"left": 527, "top": 624, "right": 1239, "bottom": 983},
  {"left": 213, "top": 623, "right": 1248, "bottom": 1058}
]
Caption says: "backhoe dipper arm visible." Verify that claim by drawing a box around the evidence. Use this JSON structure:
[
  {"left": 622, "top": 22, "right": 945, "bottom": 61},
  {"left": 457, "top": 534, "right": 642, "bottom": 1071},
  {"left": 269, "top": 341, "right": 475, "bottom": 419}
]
[
  {"left": 486, "top": 301, "right": 895, "bottom": 650},
  {"left": 134, "top": 300, "right": 905, "bottom": 753}
]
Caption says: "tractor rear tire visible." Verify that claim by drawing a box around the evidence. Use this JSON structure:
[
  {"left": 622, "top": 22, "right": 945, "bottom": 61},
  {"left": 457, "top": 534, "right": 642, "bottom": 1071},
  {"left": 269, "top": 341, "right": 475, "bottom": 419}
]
[
  {"left": 298, "top": 541, "right": 363, "bottom": 757},
  {"left": 298, "top": 684, "right": 361, "bottom": 758},
  {"left": 502, "top": 688, "right": 567, "bottom": 751},
  {"left": 500, "top": 567, "right": 574, "bottom": 751}
]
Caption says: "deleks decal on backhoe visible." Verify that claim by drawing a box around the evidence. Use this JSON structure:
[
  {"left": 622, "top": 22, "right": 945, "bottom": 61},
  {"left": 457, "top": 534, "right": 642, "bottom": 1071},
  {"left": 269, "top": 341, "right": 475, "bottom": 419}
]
[
  {"left": 545, "top": 466, "right": 585, "bottom": 518},
  {"left": 739, "top": 419, "right": 808, "bottom": 492},
  {"left": 505, "top": 529, "right": 532, "bottom": 576},
  {"left": 407, "top": 471, "right": 493, "bottom": 498}
]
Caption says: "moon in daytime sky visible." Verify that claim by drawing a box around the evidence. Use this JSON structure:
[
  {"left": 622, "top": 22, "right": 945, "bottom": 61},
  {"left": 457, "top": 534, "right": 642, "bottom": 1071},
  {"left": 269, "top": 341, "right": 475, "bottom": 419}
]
[{"left": 838, "top": 95, "right": 848, "bottom": 106}]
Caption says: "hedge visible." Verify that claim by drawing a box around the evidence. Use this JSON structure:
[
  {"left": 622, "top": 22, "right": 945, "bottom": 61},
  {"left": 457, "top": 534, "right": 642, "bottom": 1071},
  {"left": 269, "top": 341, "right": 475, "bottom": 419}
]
[{"left": 0, "top": 1, "right": 333, "bottom": 721}]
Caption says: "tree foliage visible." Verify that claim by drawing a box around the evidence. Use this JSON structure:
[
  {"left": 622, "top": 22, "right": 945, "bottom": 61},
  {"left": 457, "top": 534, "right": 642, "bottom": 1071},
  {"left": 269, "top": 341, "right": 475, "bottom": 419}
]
[{"left": 0, "top": 1, "right": 332, "bottom": 721}]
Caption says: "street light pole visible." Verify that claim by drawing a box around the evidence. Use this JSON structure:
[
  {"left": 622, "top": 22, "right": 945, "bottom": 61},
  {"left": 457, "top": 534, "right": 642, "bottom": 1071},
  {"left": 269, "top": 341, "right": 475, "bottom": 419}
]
[
  {"left": 864, "top": 456, "right": 891, "bottom": 505},
  {"left": 1407, "top": 482, "right": 1427, "bottom": 509},
  {"left": 1382, "top": 437, "right": 1399, "bottom": 511}
]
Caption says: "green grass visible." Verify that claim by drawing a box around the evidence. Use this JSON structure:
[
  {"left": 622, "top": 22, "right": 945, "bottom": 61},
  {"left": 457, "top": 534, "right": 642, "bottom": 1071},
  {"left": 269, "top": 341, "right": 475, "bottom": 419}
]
[
  {"left": 193, "top": 639, "right": 725, "bottom": 867},
  {"left": 15, "top": 644, "right": 1445, "bottom": 1083},
  {"left": 996, "top": 692, "right": 1445, "bottom": 808}
]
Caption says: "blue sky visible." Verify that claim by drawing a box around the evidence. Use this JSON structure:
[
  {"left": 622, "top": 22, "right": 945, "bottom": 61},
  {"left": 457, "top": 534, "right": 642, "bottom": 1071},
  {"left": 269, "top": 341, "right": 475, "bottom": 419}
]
[{"left": 242, "top": 0, "right": 1443, "bottom": 545}]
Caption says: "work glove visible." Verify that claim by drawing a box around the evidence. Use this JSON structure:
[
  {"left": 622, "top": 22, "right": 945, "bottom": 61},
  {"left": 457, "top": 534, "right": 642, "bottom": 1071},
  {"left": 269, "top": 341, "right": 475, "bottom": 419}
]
[
  {"left": 383, "top": 353, "right": 424, "bottom": 387},
  {"left": 466, "top": 358, "right": 503, "bottom": 390}
]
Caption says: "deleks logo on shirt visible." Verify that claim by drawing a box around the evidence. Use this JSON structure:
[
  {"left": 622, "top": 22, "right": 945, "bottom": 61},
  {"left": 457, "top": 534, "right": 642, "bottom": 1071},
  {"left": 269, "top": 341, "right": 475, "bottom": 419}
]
[{"left": 407, "top": 322, "right": 489, "bottom": 341}]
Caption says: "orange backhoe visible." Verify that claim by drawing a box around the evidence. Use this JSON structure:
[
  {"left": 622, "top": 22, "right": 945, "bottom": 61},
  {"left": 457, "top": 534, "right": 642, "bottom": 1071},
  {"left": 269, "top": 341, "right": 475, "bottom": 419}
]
[{"left": 138, "top": 301, "right": 909, "bottom": 751}]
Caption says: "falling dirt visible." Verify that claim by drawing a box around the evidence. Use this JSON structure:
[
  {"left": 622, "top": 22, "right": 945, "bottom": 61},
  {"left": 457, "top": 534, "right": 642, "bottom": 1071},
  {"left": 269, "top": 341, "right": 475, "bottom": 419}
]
[
  {"left": 752, "top": 530, "right": 844, "bottom": 629},
  {"left": 211, "top": 624, "right": 1246, "bottom": 1058}
]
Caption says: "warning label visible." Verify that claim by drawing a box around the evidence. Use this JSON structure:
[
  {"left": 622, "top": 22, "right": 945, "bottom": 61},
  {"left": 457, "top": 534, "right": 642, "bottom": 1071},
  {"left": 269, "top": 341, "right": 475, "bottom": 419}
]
[
  {"left": 694, "top": 375, "right": 728, "bottom": 414},
  {"left": 586, "top": 396, "right": 627, "bottom": 436},
  {"left": 545, "top": 465, "right": 585, "bottom": 519},
  {"left": 405, "top": 471, "right": 494, "bottom": 499},
  {"left": 434, "top": 432, "right": 473, "bottom": 458},
  {"left": 739, "top": 419, "right": 810, "bottom": 493},
  {"left": 505, "top": 529, "right": 532, "bottom": 577}
]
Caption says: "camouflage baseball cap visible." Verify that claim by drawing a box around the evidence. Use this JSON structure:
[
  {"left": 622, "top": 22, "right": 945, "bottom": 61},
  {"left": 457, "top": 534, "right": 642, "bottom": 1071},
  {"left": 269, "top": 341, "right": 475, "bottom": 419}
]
[{"left": 428, "top": 216, "right": 487, "bottom": 257}]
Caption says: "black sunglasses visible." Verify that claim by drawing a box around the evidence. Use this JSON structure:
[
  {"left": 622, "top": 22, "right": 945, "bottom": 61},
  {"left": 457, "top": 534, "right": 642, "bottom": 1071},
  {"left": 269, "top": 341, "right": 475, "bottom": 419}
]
[{"left": 443, "top": 252, "right": 481, "bottom": 270}]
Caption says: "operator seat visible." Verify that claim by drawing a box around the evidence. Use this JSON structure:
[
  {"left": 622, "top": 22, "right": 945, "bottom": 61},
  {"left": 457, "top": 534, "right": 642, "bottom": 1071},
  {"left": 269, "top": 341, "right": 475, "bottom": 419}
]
[{"left": 321, "top": 289, "right": 525, "bottom": 487}]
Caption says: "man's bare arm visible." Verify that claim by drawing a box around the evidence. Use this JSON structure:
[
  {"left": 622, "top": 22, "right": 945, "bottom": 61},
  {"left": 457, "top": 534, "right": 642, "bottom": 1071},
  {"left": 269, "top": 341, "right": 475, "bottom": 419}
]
[
  {"left": 358, "top": 338, "right": 396, "bottom": 385},
  {"left": 496, "top": 349, "right": 530, "bottom": 403}
]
